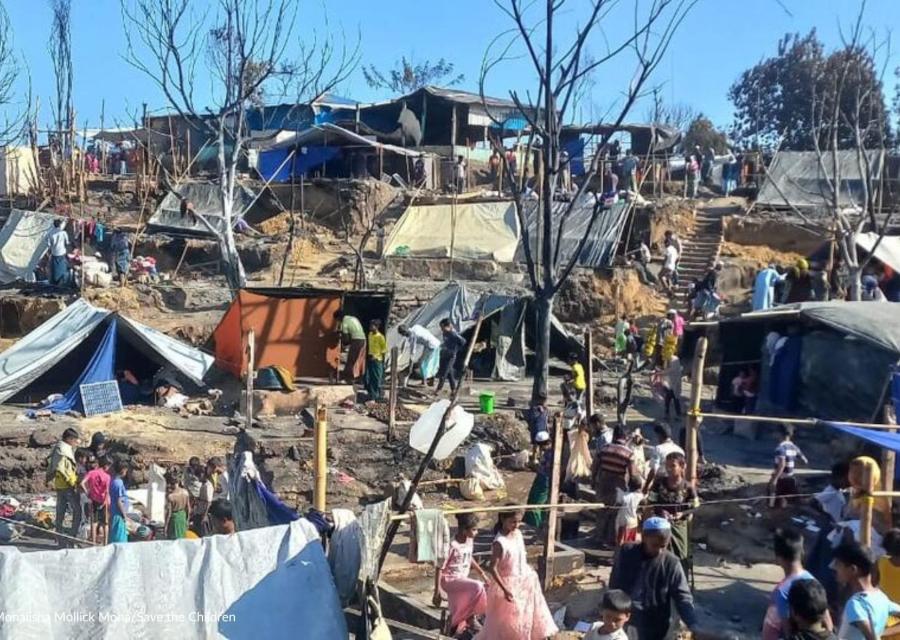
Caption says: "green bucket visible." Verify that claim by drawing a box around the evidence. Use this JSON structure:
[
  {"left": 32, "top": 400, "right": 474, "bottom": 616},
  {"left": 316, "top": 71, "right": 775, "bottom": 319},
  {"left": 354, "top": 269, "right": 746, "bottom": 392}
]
[{"left": 479, "top": 392, "right": 496, "bottom": 414}]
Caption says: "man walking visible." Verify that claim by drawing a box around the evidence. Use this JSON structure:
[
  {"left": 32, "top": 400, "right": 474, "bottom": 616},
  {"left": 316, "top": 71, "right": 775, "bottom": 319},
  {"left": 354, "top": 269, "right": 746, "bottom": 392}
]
[
  {"left": 435, "top": 318, "right": 466, "bottom": 395},
  {"left": 48, "top": 428, "right": 81, "bottom": 545}
]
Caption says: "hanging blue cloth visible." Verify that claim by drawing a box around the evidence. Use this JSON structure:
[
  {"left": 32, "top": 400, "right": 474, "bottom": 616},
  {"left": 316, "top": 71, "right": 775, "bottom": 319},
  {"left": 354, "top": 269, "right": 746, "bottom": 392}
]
[
  {"left": 892, "top": 368, "right": 900, "bottom": 412},
  {"left": 47, "top": 319, "right": 117, "bottom": 414},
  {"left": 769, "top": 336, "right": 802, "bottom": 410},
  {"left": 255, "top": 481, "right": 299, "bottom": 526}
]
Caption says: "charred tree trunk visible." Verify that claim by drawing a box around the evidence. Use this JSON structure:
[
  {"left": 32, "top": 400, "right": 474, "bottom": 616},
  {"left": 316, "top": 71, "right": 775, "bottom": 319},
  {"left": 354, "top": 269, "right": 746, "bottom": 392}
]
[{"left": 531, "top": 291, "right": 553, "bottom": 402}]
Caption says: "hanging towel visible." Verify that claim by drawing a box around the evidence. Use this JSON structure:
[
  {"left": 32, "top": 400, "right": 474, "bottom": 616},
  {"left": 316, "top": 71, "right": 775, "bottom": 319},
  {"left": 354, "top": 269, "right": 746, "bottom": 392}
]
[
  {"left": 94, "top": 222, "right": 105, "bottom": 243},
  {"left": 359, "top": 499, "right": 391, "bottom": 583},
  {"left": 329, "top": 508, "right": 363, "bottom": 606},
  {"left": 411, "top": 508, "right": 449, "bottom": 566}
]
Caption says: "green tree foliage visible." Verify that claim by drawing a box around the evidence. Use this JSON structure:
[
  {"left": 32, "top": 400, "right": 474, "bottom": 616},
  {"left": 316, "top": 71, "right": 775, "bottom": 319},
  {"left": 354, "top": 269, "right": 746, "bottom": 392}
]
[
  {"left": 683, "top": 115, "right": 729, "bottom": 155},
  {"left": 729, "top": 30, "right": 890, "bottom": 151},
  {"left": 362, "top": 56, "right": 463, "bottom": 94}
]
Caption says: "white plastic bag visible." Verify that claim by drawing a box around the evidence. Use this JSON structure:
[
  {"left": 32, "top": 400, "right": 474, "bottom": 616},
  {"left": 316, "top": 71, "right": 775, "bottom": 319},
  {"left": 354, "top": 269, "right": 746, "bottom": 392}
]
[{"left": 464, "top": 443, "right": 505, "bottom": 491}]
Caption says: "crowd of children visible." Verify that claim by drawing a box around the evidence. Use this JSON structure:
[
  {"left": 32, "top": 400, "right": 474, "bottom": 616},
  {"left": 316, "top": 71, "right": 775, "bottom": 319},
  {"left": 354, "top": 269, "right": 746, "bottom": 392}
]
[{"left": 48, "top": 428, "right": 236, "bottom": 545}]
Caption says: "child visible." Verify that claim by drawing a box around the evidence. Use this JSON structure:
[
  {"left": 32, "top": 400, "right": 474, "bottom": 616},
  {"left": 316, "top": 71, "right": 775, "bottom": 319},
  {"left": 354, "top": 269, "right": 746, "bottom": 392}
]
[
  {"left": 108, "top": 460, "right": 130, "bottom": 544},
  {"left": 191, "top": 466, "right": 213, "bottom": 536},
  {"left": 80, "top": 455, "right": 111, "bottom": 544},
  {"left": 526, "top": 392, "right": 549, "bottom": 465},
  {"left": 786, "top": 579, "right": 835, "bottom": 640},
  {"left": 365, "top": 318, "right": 387, "bottom": 401},
  {"left": 164, "top": 471, "right": 191, "bottom": 540},
  {"left": 524, "top": 431, "right": 553, "bottom": 529},
  {"left": 769, "top": 425, "right": 809, "bottom": 508},
  {"left": 877, "top": 529, "right": 900, "bottom": 632},
  {"left": 615, "top": 476, "right": 646, "bottom": 546},
  {"left": 585, "top": 589, "right": 631, "bottom": 640},
  {"left": 74, "top": 449, "right": 93, "bottom": 538},
  {"left": 480, "top": 508, "right": 558, "bottom": 640},
  {"left": 833, "top": 540, "right": 900, "bottom": 639},
  {"left": 561, "top": 353, "right": 586, "bottom": 405},
  {"left": 433, "top": 513, "right": 488, "bottom": 634}
]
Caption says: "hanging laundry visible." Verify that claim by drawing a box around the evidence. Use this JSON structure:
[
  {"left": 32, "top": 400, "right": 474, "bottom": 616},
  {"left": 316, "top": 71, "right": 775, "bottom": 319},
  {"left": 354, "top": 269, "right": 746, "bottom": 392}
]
[
  {"left": 409, "top": 508, "right": 449, "bottom": 565},
  {"left": 328, "top": 508, "right": 363, "bottom": 606},
  {"left": 94, "top": 222, "right": 105, "bottom": 243},
  {"left": 358, "top": 499, "right": 391, "bottom": 583}
]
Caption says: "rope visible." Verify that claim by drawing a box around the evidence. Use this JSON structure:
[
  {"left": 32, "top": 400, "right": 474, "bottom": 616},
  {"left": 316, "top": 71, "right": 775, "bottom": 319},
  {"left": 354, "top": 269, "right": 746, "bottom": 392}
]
[{"left": 695, "top": 410, "right": 897, "bottom": 431}]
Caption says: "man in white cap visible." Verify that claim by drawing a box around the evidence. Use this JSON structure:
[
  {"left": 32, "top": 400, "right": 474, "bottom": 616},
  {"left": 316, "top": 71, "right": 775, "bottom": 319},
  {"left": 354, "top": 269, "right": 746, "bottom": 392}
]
[{"left": 609, "top": 517, "right": 723, "bottom": 640}]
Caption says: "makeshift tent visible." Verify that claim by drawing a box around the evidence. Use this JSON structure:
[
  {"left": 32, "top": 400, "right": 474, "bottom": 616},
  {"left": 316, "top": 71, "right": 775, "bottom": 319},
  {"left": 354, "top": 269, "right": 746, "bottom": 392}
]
[
  {"left": 383, "top": 201, "right": 521, "bottom": 262},
  {"left": 213, "top": 287, "right": 392, "bottom": 379},
  {"left": 0, "top": 518, "right": 347, "bottom": 639},
  {"left": 708, "top": 302, "right": 900, "bottom": 422},
  {"left": 387, "top": 283, "right": 582, "bottom": 382},
  {"left": 756, "top": 150, "right": 884, "bottom": 210},
  {"left": 854, "top": 232, "right": 900, "bottom": 273},
  {"left": 515, "top": 196, "right": 631, "bottom": 269},
  {"left": 149, "top": 181, "right": 281, "bottom": 236},
  {"left": 0, "top": 209, "right": 63, "bottom": 284},
  {"left": 0, "top": 299, "right": 214, "bottom": 406}
]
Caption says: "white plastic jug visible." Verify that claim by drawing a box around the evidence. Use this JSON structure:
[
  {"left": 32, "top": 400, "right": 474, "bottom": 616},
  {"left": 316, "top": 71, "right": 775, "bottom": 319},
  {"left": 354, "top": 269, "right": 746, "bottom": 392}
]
[{"left": 408, "top": 400, "right": 474, "bottom": 460}]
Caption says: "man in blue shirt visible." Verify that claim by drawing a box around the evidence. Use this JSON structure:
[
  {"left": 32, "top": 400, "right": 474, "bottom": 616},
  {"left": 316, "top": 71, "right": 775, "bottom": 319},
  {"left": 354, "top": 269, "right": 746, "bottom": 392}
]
[
  {"left": 834, "top": 541, "right": 900, "bottom": 640},
  {"left": 109, "top": 460, "right": 130, "bottom": 543}
]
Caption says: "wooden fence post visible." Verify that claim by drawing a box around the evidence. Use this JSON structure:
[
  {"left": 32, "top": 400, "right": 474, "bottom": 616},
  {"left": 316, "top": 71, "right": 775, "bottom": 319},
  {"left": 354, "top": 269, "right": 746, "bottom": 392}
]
[
  {"left": 881, "top": 404, "right": 897, "bottom": 527},
  {"left": 861, "top": 459, "right": 876, "bottom": 547},
  {"left": 585, "top": 329, "right": 594, "bottom": 417},
  {"left": 245, "top": 330, "right": 255, "bottom": 431},
  {"left": 542, "top": 415, "right": 565, "bottom": 590},
  {"left": 686, "top": 337, "right": 708, "bottom": 486},
  {"left": 314, "top": 404, "right": 328, "bottom": 512},
  {"left": 388, "top": 346, "right": 399, "bottom": 441}
]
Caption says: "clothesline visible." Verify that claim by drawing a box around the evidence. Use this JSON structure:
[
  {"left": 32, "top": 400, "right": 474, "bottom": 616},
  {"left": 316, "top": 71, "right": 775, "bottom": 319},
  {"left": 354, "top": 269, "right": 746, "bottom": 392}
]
[
  {"left": 695, "top": 411, "right": 896, "bottom": 431},
  {"left": 387, "top": 490, "right": 832, "bottom": 521}
]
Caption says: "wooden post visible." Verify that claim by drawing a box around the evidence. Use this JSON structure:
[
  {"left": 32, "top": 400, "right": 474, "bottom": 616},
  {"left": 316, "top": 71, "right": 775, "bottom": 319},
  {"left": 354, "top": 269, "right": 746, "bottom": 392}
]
[
  {"left": 314, "top": 404, "right": 328, "bottom": 511},
  {"left": 450, "top": 105, "right": 457, "bottom": 154},
  {"left": 388, "top": 346, "right": 399, "bottom": 441},
  {"left": 881, "top": 404, "right": 897, "bottom": 526},
  {"left": 584, "top": 329, "right": 594, "bottom": 417},
  {"left": 542, "top": 414, "right": 564, "bottom": 590},
  {"left": 686, "top": 336, "right": 708, "bottom": 486},
  {"left": 860, "top": 459, "right": 876, "bottom": 547},
  {"left": 245, "top": 330, "right": 255, "bottom": 430}
]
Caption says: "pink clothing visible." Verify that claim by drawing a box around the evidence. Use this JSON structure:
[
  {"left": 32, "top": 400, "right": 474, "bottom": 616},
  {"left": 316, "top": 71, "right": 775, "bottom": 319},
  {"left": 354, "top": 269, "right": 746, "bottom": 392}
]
[
  {"left": 476, "top": 529, "right": 558, "bottom": 640},
  {"left": 83, "top": 468, "right": 110, "bottom": 504},
  {"left": 440, "top": 538, "right": 486, "bottom": 631},
  {"left": 673, "top": 314, "right": 685, "bottom": 337}
]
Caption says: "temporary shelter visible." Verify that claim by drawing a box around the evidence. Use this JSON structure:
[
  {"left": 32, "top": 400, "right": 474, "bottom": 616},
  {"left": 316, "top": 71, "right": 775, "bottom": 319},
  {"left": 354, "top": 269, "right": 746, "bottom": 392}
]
[
  {"left": 149, "top": 181, "right": 282, "bottom": 236},
  {"left": 0, "top": 518, "right": 348, "bottom": 639},
  {"left": 704, "top": 301, "right": 900, "bottom": 422},
  {"left": 383, "top": 200, "right": 520, "bottom": 262},
  {"left": 0, "top": 299, "right": 214, "bottom": 408},
  {"left": 387, "top": 283, "right": 582, "bottom": 382},
  {"left": 0, "top": 209, "right": 63, "bottom": 284},
  {"left": 0, "top": 146, "right": 37, "bottom": 196},
  {"left": 213, "top": 287, "right": 393, "bottom": 380},
  {"left": 756, "top": 150, "right": 884, "bottom": 211}
]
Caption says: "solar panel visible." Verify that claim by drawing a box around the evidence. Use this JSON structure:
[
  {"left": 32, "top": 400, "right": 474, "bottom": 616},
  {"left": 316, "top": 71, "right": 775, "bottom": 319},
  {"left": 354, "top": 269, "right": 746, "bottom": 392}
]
[{"left": 80, "top": 380, "right": 124, "bottom": 416}]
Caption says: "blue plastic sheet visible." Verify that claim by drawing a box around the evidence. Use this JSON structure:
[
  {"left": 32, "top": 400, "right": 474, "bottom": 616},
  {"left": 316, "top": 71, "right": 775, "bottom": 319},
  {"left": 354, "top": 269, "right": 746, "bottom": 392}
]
[{"left": 46, "top": 319, "right": 117, "bottom": 413}]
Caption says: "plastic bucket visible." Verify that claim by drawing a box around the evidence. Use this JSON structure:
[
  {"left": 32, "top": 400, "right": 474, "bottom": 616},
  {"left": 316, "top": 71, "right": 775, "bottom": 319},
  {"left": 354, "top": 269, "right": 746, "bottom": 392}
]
[{"left": 479, "top": 392, "right": 496, "bottom": 414}]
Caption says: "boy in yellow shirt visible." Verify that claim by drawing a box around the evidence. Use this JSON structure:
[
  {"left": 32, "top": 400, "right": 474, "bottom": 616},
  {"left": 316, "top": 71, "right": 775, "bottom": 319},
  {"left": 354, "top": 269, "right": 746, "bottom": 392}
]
[
  {"left": 562, "top": 353, "right": 587, "bottom": 405},
  {"left": 365, "top": 319, "right": 388, "bottom": 401}
]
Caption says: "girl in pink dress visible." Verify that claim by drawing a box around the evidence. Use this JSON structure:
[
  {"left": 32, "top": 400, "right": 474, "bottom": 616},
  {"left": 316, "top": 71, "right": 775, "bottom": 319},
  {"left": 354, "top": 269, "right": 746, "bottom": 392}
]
[
  {"left": 477, "top": 509, "right": 559, "bottom": 640},
  {"left": 433, "top": 513, "right": 488, "bottom": 634}
]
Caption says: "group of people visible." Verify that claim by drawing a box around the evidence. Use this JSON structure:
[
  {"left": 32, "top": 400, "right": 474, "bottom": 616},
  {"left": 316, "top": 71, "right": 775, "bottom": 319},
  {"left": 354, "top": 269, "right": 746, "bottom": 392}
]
[
  {"left": 46, "top": 217, "right": 132, "bottom": 288},
  {"left": 48, "top": 428, "right": 235, "bottom": 546}
]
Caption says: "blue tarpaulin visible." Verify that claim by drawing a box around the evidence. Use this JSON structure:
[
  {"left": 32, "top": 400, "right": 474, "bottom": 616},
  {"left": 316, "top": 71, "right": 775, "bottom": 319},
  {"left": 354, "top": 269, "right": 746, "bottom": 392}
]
[
  {"left": 825, "top": 369, "right": 900, "bottom": 452},
  {"left": 46, "top": 319, "right": 117, "bottom": 414},
  {"left": 257, "top": 146, "right": 341, "bottom": 182}
]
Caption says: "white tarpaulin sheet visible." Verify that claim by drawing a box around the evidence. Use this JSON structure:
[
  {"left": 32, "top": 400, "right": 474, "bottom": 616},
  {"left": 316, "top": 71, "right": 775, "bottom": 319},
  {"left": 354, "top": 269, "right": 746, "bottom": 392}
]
[
  {"left": 0, "top": 299, "right": 215, "bottom": 403},
  {"left": 0, "top": 519, "right": 348, "bottom": 639},
  {"left": 855, "top": 232, "right": 900, "bottom": 273},
  {"left": 0, "top": 299, "right": 107, "bottom": 403},
  {"left": 383, "top": 201, "right": 520, "bottom": 262},
  {"left": 0, "top": 210, "right": 63, "bottom": 284}
]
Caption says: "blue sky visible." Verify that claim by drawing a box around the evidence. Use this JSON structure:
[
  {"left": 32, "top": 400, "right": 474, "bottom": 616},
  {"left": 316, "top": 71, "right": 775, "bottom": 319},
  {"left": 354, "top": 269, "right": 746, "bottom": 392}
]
[{"left": 4, "top": 0, "right": 899, "bottom": 132}]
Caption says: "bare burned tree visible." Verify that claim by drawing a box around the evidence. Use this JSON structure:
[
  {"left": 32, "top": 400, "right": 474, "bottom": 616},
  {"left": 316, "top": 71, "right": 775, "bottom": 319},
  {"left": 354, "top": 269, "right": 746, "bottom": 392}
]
[
  {"left": 809, "top": 1, "right": 893, "bottom": 300},
  {"left": 48, "top": 0, "right": 75, "bottom": 197},
  {"left": 121, "top": 0, "right": 357, "bottom": 290},
  {"left": 481, "top": 0, "right": 695, "bottom": 400}
]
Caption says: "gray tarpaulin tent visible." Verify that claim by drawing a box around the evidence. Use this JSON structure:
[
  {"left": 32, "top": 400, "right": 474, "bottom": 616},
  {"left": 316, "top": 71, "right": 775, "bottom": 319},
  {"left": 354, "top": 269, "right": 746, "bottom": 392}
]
[
  {"left": 515, "top": 196, "right": 631, "bottom": 269},
  {"left": 0, "top": 209, "right": 63, "bottom": 284},
  {"left": 711, "top": 301, "right": 900, "bottom": 422},
  {"left": 756, "top": 150, "right": 884, "bottom": 210},
  {"left": 387, "top": 283, "right": 582, "bottom": 381},
  {"left": 0, "top": 298, "right": 214, "bottom": 403},
  {"left": 149, "top": 181, "right": 281, "bottom": 236}
]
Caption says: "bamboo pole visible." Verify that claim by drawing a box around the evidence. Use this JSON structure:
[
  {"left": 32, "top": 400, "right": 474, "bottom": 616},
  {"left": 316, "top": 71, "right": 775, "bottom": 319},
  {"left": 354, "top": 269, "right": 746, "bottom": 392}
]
[
  {"left": 314, "top": 404, "right": 328, "bottom": 511},
  {"left": 695, "top": 411, "right": 900, "bottom": 430},
  {"left": 584, "top": 329, "right": 594, "bottom": 417},
  {"left": 388, "top": 346, "right": 399, "bottom": 442},
  {"left": 860, "top": 460, "right": 876, "bottom": 547},
  {"left": 686, "top": 337, "right": 708, "bottom": 485},
  {"left": 881, "top": 404, "right": 897, "bottom": 526},
  {"left": 245, "top": 330, "right": 255, "bottom": 431},
  {"left": 542, "top": 414, "right": 564, "bottom": 590}
]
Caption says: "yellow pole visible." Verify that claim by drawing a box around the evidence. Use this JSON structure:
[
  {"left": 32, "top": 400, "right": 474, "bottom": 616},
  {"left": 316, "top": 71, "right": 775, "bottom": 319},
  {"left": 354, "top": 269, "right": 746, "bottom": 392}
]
[
  {"left": 686, "top": 337, "right": 708, "bottom": 486},
  {"left": 860, "top": 459, "right": 876, "bottom": 547},
  {"left": 314, "top": 404, "right": 328, "bottom": 511}
]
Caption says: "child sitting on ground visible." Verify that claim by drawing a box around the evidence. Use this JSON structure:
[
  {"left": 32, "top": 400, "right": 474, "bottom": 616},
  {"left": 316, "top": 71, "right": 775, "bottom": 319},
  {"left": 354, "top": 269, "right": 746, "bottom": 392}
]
[
  {"left": 614, "top": 475, "right": 646, "bottom": 546},
  {"left": 585, "top": 589, "right": 631, "bottom": 640}
]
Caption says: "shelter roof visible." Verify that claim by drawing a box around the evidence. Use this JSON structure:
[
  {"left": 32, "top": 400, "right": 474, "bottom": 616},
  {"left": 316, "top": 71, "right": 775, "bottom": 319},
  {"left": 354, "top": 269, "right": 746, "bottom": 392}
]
[{"left": 253, "top": 122, "right": 421, "bottom": 157}]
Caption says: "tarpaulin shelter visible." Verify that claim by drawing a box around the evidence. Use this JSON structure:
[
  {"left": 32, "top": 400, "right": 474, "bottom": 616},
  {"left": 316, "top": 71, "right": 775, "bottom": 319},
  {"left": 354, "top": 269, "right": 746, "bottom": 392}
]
[
  {"left": 213, "top": 287, "right": 393, "bottom": 380},
  {"left": 149, "top": 181, "right": 282, "bottom": 237},
  {"left": 387, "top": 283, "right": 582, "bottom": 382},
  {"left": 708, "top": 302, "right": 900, "bottom": 422},
  {"left": 383, "top": 201, "right": 521, "bottom": 261},
  {"left": 0, "top": 209, "right": 63, "bottom": 284},
  {"left": 756, "top": 150, "right": 884, "bottom": 211},
  {"left": 0, "top": 299, "right": 214, "bottom": 407},
  {"left": 515, "top": 196, "right": 632, "bottom": 269},
  {"left": 0, "top": 518, "right": 347, "bottom": 639}
]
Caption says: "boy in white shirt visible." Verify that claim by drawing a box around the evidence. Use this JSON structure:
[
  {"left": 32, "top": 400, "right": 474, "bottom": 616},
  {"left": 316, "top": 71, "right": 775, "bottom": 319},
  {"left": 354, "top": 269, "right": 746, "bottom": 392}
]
[
  {"left": 615, "top": 475, "right": 646, "bottom": 546},
  {"left": 585, "top": 589, "right": 631, "bottom": 640}
]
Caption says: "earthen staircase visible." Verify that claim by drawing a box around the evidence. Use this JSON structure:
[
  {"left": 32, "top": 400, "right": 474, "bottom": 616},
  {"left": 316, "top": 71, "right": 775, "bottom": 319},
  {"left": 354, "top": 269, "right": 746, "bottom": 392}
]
[{"left": 671, "top": 206, "right": 725, "bottom": 313}]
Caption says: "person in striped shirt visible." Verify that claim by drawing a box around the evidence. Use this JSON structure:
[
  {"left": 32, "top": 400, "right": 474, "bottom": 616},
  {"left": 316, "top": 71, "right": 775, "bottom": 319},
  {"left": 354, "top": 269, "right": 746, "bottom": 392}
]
[
  {"left": 769, "top": 424, "right": 809, "bottom": 508},
  {"left": 591, "top": 425, "right": 640, "bottom": 545}
]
